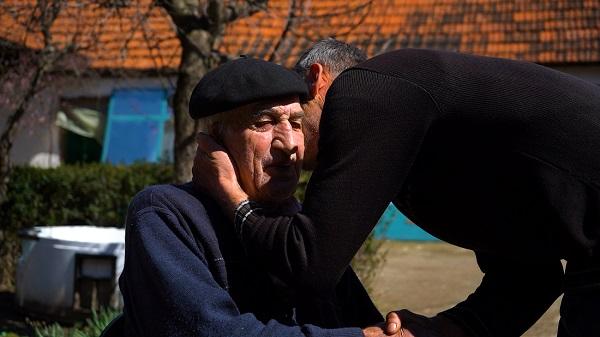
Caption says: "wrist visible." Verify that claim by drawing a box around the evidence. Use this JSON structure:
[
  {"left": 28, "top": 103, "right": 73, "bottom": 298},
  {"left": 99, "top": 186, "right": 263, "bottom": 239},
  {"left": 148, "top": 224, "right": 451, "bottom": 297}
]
[
  {"left": 233, "top": 199, "right": 263, "bottom": 242},
  {"left": 430, "top": 314, "right": 471, "bottom": 337},
  {"left": 225, "top": 189, "right": 248, "bottom": 212},
  {"left": 216, "top": 182, "right": 248, "bottom": 221}
]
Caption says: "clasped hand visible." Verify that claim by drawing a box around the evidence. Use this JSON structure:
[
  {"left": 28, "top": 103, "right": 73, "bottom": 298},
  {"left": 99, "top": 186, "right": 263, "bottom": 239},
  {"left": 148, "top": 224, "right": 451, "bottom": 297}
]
[{"left": 363, "top": 312, "right": 415, "bottom": 337}]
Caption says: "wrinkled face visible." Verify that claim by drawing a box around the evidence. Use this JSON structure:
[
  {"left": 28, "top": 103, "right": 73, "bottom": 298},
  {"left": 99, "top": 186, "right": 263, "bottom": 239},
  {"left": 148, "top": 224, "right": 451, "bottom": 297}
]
[{"left": 219, "top": 96, "right": 304, "bottom": 205}]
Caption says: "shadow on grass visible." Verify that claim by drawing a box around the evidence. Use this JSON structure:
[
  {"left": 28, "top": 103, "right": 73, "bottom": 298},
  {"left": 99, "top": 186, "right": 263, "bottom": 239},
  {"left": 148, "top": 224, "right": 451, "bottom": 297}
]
[{"left": 0, "top": 291, "right": 32, "bottom": 336}]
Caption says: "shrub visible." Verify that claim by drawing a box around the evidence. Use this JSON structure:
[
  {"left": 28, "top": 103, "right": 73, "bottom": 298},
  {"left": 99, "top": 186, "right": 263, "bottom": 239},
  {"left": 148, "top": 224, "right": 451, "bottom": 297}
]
[
  {"left": 293, "top": 171, "right": 312, "bottom": 202},
  {"left": 351, "top": 231, "right": 389, "bottom": 292},
  {"left": 0, "top": 163, "right": 174, "bottom": 290},
  {"left": 0, "top": 163, "right": 174, "bottom": 231}
]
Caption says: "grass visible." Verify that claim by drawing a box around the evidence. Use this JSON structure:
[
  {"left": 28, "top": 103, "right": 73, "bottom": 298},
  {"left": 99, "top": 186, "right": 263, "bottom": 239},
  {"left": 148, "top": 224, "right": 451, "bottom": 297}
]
[{"left": 0, "top": 308, "right": 120, "bottom": 337}]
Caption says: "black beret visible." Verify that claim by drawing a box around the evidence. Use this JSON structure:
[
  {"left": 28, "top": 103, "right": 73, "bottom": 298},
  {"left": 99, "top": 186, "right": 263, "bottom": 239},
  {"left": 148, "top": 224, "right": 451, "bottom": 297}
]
[{"left": 189, "top": 57, "right": 308, "bottom": 119}]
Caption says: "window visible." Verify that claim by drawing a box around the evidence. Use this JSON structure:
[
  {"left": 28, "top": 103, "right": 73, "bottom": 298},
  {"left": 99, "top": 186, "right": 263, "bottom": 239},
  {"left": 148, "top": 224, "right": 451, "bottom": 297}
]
[
  {"left": 58, "top": 97, "right": 108, "bottom": 164},
  {"left": 59, "top": 88, "right": 171, "bottom": 165}
]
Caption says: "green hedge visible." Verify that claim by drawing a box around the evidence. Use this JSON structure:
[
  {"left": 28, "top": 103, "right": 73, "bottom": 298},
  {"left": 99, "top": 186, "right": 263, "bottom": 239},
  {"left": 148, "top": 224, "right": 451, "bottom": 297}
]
[
  {"left": 0, "top": 163, "right": 174, "bottom": 231},
  {"left": 0, "top": 163, "right": 174, "bottom": 289},
  {"left": 0, "top": 164, "right": 385, "bottom": 292}
]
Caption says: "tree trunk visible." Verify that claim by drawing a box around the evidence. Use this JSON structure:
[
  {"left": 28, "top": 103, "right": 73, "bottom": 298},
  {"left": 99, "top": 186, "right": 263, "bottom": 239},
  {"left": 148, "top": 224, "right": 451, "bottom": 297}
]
[
  {"left": 0, "top": 64, "right": 45, "bottom": 204},
  {"left": 163, "top": 0, "right": 268, "bottom": 182},
  {"left": 173, "top": 29, "right": 215, "bottom": 183}
]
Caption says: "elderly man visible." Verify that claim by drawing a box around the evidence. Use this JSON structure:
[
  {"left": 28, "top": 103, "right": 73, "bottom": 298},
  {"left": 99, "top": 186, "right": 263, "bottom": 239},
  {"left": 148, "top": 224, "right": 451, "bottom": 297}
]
[
  {"left": 195, "top": 42, "right": 600, "bottom": 337},
  {"left": 118, "top": 57, "right": 399, "bottom": 337}
]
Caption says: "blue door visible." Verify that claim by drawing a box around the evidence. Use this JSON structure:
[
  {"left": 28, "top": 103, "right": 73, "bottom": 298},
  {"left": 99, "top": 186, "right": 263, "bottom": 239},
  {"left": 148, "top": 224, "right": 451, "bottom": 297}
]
[{"left": 101, "top": 89, "right": 170, "bottom": 164}]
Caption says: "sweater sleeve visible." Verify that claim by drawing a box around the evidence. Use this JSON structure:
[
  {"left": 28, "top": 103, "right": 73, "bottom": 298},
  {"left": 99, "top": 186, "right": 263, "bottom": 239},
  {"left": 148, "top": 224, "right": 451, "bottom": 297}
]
[
  {"left": 335, "top": 268, "right": 384, "bottom": 328},
  {"left": 235, "top": 68, "right": 438, "bottom": 294},
  {"left": 436, "top": 253, "right": 564, "bottom": 337},
  {"left": 294, "top": 267, "right": 383, "bottom": 329},
  {"left": 119, "top": 194, "right": 362, "bottom": 337}
]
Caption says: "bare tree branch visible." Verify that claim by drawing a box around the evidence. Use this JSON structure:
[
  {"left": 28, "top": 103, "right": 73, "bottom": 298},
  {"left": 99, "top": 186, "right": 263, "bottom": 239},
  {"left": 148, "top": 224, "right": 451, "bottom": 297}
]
[
  {"left": 302, "top": 0, "right": 372, "bottom": 19},
  {"left": 277, "top": 1, "right": 374, "bottom": 43},
  {"left": 140, "top": 2, "right": 172, "bottom": 74},
  {"left": 268, "top": 0, "right": 296, "bottom": 62},
  {"left": 0, "top": 57, "right": 45, "bottom": 204},
  {"left": 327, "top": 0, "right": 373, "bottom": 38},
  {"left": 223, "top": 0, "right": 268, "bottom": 23},
  {"left": 39, "top": 0, "right": 63, "bottom": 51},
  {"left": 157, "top": 0, "right": 211, "bottom": 32},
  {"left": 115, "top": 1, "right": 158, "bottom": 64}
]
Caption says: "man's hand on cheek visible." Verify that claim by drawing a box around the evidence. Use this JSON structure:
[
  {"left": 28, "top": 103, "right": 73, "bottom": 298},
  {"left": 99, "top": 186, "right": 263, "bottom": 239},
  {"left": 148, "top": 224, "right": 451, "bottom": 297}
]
[{"left": 193, "top": 133, "right": 248, "bottom": 217}]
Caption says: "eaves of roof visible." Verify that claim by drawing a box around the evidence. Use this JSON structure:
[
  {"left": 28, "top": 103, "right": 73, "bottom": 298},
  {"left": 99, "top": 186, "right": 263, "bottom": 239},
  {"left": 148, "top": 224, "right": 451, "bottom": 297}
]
[{"left": 1, "top": 0, "right": 599, "bottom": 71}]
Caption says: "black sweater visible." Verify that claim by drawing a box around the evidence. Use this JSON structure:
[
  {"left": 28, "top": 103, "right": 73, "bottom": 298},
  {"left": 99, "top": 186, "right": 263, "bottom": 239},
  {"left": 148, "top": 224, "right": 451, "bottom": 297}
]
[{"left": 234, "top": 49, "right": 600, "bottom": 337}]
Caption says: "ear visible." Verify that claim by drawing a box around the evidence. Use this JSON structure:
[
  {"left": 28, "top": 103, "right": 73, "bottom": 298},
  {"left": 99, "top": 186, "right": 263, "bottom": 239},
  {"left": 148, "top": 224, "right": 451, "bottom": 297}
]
[
  {"left": 307, "top": 63, "right": 326, "bottom": 99},
  {"left": 209, "top": 122, "right": 224, "bottom": 144}
]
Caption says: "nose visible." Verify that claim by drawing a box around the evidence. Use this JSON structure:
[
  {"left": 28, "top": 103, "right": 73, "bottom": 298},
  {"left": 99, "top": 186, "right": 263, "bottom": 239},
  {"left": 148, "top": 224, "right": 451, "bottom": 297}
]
[{"left": 272, "top": 121, "right": 298, "bottom": 156}]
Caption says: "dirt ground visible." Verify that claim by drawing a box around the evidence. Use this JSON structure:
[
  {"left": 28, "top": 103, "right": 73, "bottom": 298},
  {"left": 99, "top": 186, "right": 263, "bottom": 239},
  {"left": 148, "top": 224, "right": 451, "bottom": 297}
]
[
  {"left": 1, "top": 241, "right": 561, "bottom": 336},
  {"left": 370, "top": 241, "right": 561, "bottom": 337}
]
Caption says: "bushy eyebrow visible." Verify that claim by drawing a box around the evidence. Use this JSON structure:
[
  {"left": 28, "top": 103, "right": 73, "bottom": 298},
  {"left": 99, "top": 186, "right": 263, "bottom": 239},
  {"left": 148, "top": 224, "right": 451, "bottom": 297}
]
[
  {"left": 290, "top": 110, "right": 305, "bottom": 119},
  {"left": 251, "top": 109, "right": 274, "bottom": 118},
  {"left": 251, "top": 108, "right": 305, "bottom": 119}
]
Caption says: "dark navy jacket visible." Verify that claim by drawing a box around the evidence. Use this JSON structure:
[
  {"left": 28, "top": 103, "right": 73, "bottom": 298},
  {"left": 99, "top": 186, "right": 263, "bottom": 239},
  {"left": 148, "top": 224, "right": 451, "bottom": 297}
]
[{"left": 119, "top": 183, "right": 382, "bottom": 337}]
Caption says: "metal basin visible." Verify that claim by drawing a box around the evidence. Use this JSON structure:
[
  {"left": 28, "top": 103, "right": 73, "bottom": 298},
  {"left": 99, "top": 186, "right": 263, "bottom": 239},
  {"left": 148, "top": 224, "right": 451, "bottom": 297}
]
[{"left": 16, "top": 226, "right": 125, "bottom": 319}]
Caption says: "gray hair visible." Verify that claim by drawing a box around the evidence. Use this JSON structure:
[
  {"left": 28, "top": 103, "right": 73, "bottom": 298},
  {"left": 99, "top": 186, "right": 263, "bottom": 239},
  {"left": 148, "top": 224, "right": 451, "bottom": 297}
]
[
  {"left": 294, "top": 38, "right": 367, "bottom": 79},
  {"left": 197, "top": 112, "right": 225, "bottom": 135}
]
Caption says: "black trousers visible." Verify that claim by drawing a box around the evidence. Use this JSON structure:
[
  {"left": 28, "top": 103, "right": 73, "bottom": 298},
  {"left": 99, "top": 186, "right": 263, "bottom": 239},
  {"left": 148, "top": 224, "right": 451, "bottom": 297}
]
[{"left": 558, "top": 259, "right": 600, "bottom": 337}]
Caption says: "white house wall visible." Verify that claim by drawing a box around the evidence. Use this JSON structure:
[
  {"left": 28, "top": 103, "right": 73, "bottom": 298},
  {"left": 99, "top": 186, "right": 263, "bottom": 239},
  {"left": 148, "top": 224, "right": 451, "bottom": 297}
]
[
  {"left": 1, "top": 85, "right": 62, "bottom": 168},
  {"left": 10, "top": 112, "right": 62, "bottom": 168},
  {"left": 59, "top": 76, "right": 175, "bottom": 99},
  {"left": 1, "top": 76, "right": 175, "bottom": 168}
]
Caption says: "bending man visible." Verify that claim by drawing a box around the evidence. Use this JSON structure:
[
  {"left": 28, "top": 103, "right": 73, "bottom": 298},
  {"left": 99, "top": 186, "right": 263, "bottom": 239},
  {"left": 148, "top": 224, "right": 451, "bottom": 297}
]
[{"left": 195, "top": 43, "right": 600, "bottom": 337}]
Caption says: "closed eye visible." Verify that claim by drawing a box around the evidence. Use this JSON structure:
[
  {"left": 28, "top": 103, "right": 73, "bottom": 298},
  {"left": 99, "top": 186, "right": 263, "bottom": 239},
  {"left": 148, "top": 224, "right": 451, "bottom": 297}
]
[
  {"left": 252, "top": 120, "right": 274, "bottom": 130},
  {"left": 290, "top": 119, "right": 303, "bottom": 129}
]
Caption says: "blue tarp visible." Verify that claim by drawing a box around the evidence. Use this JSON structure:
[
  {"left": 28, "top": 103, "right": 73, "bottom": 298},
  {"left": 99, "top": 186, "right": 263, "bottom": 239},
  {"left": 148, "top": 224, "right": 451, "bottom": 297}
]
[
  {"left": 374, "top": 203, "right": 439, "bottom": 241},
  {"left": 101, "top": 89, "right": 170, "bottom": 164}
]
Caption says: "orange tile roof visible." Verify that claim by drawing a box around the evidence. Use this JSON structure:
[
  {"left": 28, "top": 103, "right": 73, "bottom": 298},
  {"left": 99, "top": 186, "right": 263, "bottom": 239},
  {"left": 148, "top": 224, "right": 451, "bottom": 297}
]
[
  {"left": 0, "top": 0, "right": 179, "bottom": 70},
  {"left": 1, "top": 0, "right": 599, "bottom": 71}
]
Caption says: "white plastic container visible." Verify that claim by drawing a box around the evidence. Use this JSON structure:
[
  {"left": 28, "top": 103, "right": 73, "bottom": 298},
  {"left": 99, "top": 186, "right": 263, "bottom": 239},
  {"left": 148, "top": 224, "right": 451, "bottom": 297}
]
[{"left": 16, "top": 226, "right": 125, "bottom": 318}]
